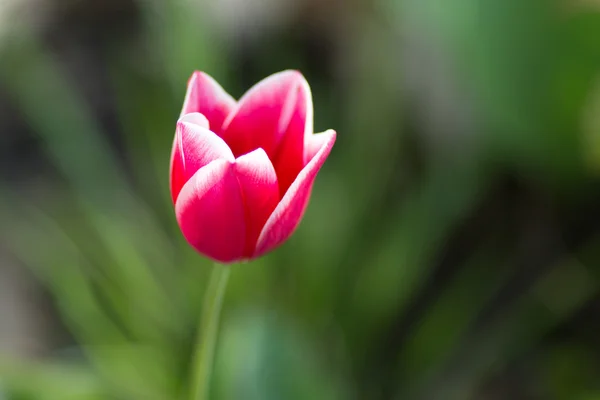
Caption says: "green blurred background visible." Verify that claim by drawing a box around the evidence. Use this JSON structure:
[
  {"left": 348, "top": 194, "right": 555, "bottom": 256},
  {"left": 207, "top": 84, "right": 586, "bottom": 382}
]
[{"left": 1, "top": 0, "right": 600, "bottom": 399}]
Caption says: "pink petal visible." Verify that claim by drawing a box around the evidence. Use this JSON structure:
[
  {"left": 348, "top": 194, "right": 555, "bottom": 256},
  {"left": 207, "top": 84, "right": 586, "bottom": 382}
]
[
  {"left": 181, "top": 71, "right": 237, "bottom": 133},
  {"left": 271, "top": 73, "right": 313, "bottom": 196},
  {"left": 233, "top": 148, "right": 280, "bottom": 258},
  {"left": 175, "top": 159, "right": 246, "bottom": 263},
  {"left": 220, "top": 70, "right": 312, "bottom": 191},
  {"left": 254, "top": 130, "right": 336, "bottom": 257},
  {"left": 304, "top": 126, "right": 333, "bottom": 163},
  {"left": 170, "top": 113, "right": 234, "bottom": 204}
]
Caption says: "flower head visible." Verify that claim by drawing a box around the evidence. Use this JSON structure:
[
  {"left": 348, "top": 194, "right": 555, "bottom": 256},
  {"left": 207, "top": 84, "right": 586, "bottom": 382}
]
[{"left": 170, "top": 70, "right": 336, "bottom": 263}]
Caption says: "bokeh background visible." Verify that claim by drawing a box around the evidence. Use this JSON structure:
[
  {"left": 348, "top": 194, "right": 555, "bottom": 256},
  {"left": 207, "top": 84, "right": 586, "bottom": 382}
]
[{"left": 1, "top": 0, "right": 600, "bottom": 399}]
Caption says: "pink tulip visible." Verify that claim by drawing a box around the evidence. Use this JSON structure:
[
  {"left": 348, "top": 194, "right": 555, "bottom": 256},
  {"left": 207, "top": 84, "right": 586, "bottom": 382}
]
[{"left": 170, "top": 70, "right": 336, "bottom": 263}]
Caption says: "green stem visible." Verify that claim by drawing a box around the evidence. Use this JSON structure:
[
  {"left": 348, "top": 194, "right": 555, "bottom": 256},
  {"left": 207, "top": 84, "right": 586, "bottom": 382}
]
[{"left": 190, "top": 263, "right": 231, "bottom": 400}]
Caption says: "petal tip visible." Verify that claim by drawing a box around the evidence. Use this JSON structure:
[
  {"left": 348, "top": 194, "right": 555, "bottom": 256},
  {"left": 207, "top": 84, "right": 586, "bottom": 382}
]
[
  {"left": 305, "top": 129, "right": 336, "bottom": 162},
  {"left": 187, "top": 70, "right": 199, "bottom": 85},
  {"left": 283, "top": 70, "right": 310, "bottom": 91},
  {"left": 188, "top": 70, "right": 215, "bottom": 86},
  {"left": 322, "top": 128, "right": 337, "bottom": 138},
  {"left": 263, "top": 69, "right": 309, "bottom": 91},
  {"left": 283, "top": 69, "right": 304, "bottom": 79},
  {"left": 178, "top": 112, "right": 210, "bottom": 129}
]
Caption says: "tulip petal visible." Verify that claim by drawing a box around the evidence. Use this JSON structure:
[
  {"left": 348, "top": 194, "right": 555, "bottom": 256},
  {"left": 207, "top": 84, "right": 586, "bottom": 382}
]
[
  {"left": 170, "top": 113, "right": 234, "bottom": 204},
  {"left": 254, "top": 130, "right": 336, "bottom": 257},
  {"left": 271, "top": 73, "right": 313, "bottom": 196},
  {"left": 175, "top": 159, "right": 246, "bottom": 263},
  {"left": 220, "top": 70, "right": 311, "bottom": 192},
  {"left": 181, "top": 71, "right": 237, "bottom": 133},
  {"left": 234, "top": 148, "right": 280, "bottom": 257}
]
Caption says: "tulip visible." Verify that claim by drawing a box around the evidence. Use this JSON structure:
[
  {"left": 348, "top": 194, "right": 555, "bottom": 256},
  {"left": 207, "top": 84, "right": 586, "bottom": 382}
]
[{"left": 170, "top": 70, "right": 336, "bottom": 263}]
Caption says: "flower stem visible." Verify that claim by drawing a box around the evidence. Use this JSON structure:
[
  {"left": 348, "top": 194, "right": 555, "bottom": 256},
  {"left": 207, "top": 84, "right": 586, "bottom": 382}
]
[{"left": 190, "top": 263, "right": 231, "bottom": 400}]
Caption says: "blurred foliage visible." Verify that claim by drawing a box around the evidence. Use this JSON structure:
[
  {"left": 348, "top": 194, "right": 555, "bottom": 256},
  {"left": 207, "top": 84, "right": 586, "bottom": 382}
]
[{"left": 1, "top": 0, "right": 600, "bottom": 399}]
